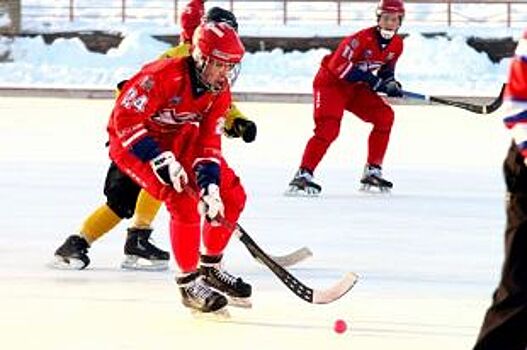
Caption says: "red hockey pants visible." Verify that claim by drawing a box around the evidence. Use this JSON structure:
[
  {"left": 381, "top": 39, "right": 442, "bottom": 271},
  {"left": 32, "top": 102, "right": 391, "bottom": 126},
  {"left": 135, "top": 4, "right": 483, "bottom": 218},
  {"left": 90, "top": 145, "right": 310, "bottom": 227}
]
[
  {"left": 109, "top": 126, "right": 246, "bottom": 273},
  {"left": 300, "top": 72, "right": 394, "bottom": 172}
]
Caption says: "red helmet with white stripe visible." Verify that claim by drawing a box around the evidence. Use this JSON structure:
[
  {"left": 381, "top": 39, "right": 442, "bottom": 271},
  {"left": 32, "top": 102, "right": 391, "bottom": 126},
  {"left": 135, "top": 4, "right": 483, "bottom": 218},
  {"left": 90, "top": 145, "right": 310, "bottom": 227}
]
[{"left": 192, "top": 22, "right": 245, "bottom": 92}]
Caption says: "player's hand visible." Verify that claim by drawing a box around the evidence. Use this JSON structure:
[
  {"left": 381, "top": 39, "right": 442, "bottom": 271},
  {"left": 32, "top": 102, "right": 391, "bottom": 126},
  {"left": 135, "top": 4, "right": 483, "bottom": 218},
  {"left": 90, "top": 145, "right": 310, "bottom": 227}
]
[
  {"left": 235, "top": 118, "right": 257, "bottom": 143},
  {"left": 198, "top": 184, "right": 225, "bottom": 224},
  {"left": 377, "top": 78, "right": 403, "bottom": 98},
  {"left": 225, "top": 118, "right": 257, "bottom": 143},
  {"left": 150, "top": 151, "right": 188, "bottom": 192}
]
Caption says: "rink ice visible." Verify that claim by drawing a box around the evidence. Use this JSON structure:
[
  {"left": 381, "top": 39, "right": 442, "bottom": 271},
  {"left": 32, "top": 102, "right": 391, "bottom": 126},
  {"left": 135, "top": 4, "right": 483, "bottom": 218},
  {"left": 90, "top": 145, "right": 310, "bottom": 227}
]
[{"left": 0, "top": 97, "right": 512, "bottom": 349}]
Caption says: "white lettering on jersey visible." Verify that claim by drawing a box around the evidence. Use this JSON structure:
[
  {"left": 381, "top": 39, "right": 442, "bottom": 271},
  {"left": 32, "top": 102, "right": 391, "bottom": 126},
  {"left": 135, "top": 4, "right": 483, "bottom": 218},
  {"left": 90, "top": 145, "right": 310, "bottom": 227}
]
[
  {"left": 355, "top": 60, "right": 384, "bottom": 73},
  {"left": 121, "top": 87, "right": 148, "bottom": 113},
  {"left": 342, "top": 45, "right": 354, "bottom": 61},
  {"left": 152, "top": 109, "right": 202, "bottom": 126}
]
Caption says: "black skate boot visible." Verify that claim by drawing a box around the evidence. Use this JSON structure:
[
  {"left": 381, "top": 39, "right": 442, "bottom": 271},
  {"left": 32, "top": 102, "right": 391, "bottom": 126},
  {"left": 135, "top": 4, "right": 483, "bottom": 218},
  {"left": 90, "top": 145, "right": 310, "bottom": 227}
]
[
  {"left": 53, "top": 234, "right": 90, "bottom": 270},
  {"left": 121, "top": 227, "right": 170, "bottom": 271},
  {"left": 285, "top": 168, "right": 322, "bottom": 196},
  {"left": 200, "top": 254, "right": 252, "bottom": 308},
  {"left": 360, "top": 164, "right": 393, "bottom": 193},
  {"left": 177, "top": 271, "right": 228, "bottom": 315}
]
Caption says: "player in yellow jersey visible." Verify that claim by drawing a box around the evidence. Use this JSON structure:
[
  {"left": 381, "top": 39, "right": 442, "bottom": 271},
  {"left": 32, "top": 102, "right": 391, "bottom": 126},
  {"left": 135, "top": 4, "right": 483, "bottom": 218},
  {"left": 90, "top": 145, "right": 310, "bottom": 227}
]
[{"left": 53, "top": 3, "right": 256, "bottom": 270}]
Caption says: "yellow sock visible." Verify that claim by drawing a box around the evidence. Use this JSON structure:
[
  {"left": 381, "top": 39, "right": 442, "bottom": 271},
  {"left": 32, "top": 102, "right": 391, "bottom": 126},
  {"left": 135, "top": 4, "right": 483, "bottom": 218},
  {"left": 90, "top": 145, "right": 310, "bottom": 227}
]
[
  {"left": 132, "top": 190, "right": 162, "bottom": 229},
  {"left": 80, "top": 204, "right": 121, "bottom": 244}
]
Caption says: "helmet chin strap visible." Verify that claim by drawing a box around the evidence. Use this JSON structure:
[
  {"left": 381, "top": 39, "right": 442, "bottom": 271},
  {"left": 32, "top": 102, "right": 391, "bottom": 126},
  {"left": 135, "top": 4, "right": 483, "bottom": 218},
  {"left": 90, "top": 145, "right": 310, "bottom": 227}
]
[{"left": 193, "top": 53, "right": 225, "bottom": 93}]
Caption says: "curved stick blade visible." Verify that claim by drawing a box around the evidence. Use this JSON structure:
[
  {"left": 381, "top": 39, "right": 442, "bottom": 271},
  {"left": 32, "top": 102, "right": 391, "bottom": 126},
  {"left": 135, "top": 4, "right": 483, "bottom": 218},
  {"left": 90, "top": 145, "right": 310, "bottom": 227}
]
[
  {"left": 266, "top": 247, "right": 313, "bottom": 267},
  {"left": 312, "top": 272, "right": 359, "bottom": 304}
]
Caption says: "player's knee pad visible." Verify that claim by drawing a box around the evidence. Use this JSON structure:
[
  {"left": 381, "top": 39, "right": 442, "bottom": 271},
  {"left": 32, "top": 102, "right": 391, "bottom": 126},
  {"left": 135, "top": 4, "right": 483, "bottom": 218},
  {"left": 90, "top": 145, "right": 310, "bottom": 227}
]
[
  {"left": 106, "top": 196, "right": 136, "bottom": 219},
  {"left": 103, "top": 163, "right": 141, "bottom": 219}
]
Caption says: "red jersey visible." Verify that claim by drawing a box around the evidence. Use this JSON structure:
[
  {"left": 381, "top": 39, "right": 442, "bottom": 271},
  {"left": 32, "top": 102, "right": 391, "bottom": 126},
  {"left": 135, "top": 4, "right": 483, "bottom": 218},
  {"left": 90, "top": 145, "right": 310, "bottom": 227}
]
[
  {"left": 503, "top": 29, "right": 527, "bottom": 157},
  {"left": 108, "top": 56, "right": 230, "bottom": 166},
  {"left": 320, "top": 26, "right": 403, "bottom": 83},
  {"left": 180, "top": 0, "right": 205, "bottom": 43}
]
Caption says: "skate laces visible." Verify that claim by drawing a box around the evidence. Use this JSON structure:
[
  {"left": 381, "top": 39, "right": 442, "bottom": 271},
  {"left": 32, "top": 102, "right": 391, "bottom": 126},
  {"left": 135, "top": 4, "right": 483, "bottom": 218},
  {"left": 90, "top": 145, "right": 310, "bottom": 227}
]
[
  {"left": 138, "top": 236, "right": 163, "bottom": 253},
  {"left": 188, "top": 278, "right": 215, "bottom": 300},
  {"left": 365, "top": 165, "right": 382, "bottom": 178},
  {"left": 212, "top": 265, "right": 239, "bottom": 286},
  {"left": 295, "top": 168, "right": 313, "bottom": 182}
]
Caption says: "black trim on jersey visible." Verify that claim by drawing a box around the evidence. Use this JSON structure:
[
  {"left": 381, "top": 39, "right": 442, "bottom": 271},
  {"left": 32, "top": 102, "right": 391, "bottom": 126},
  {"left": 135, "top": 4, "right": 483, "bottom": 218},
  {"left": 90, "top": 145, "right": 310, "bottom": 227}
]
[{"left": 187, "top": 56, "right": 209, "bottom": 98}]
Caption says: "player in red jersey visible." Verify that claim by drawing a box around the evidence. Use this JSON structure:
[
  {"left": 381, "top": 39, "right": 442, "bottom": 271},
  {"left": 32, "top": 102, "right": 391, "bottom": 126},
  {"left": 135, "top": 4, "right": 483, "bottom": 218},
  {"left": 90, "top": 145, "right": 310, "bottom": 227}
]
[
  {"left": 473, "top": 29, "right": 527, "bottom": 350},
  {"left": 53, "top": 3, "right": 258, "bottom": 273},
  {"left": 287, "top": 0, "right": 405, "bottom": 195},
  {"left": 106, "top": 22, "right": 249, "bottom": 313}
]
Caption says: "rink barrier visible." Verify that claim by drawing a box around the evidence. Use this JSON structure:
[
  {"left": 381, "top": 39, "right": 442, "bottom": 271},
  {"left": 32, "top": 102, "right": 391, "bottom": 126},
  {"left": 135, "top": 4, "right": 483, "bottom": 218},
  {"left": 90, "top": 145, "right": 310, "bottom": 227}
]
[{"left": 0, "top": 86, "right": 496, "bottom": 106}]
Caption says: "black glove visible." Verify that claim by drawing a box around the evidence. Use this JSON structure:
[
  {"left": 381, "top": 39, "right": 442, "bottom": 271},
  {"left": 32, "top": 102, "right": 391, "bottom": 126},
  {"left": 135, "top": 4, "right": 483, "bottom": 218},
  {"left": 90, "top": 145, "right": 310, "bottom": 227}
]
[
  {"left": 377, "top": 78, "right": 403, "bottom": 98},
  {"left": 225, "top": 118, "right": 257, "bottom": 143}
]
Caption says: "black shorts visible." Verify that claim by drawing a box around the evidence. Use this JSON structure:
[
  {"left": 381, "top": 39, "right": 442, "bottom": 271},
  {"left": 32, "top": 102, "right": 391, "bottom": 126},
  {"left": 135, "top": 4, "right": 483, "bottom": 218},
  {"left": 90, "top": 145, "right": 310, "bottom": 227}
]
[{"left": 103, "top": 162, "right": 141, "bottom": 219}]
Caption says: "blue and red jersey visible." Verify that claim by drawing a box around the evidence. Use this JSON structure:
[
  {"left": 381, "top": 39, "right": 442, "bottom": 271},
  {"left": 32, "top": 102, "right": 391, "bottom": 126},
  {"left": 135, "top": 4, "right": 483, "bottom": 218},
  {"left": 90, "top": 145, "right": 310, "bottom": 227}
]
[
  {"left": 503, "top": 29, "right": 527, "bottom": 157},
  {"left": 320, "top": 26, "right": 403, "bottom": 84},
  {"left": 107, "top": 56, "right": 230, "bottom": 168}
]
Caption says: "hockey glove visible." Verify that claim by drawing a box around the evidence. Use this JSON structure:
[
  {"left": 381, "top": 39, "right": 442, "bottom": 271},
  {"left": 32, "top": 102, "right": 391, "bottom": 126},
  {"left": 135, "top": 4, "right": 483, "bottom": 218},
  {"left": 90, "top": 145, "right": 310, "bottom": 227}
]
[
  {"left": 377, "top": 78, "right": 403, "bottom": 98},
  {"left": 198, "top": 184, "right": 225, "bottom": 223},
  {"left": 150, "top": 151, "right": 188, "bottom": 192},
  {"left": 225, "top": 118, "right": 257, "bottom": 143},
  {"left": 344, "top": 66, "right": 382, "bottom": 91}
]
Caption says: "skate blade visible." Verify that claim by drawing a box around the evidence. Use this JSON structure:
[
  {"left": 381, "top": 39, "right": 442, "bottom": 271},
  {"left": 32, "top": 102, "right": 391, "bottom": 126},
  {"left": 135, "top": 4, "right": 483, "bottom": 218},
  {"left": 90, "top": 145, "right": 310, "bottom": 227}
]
[
  {"left": 121, "top": 255, "right": 169, "bottom": 271},
  {"left": 284, "top": 186, "right": 320, "bottom": 197},
  {"left": 190, "top": 307, "right": 231, "bottom": 320},
  {"left": 359, "top": 184, "right": 392, "bottom": 194},
  {"left": 227, "top": 296, "right": 252, "bottom": 309},
  {"left": 48, "top": 256, "right": 87, "bottom": 270}
]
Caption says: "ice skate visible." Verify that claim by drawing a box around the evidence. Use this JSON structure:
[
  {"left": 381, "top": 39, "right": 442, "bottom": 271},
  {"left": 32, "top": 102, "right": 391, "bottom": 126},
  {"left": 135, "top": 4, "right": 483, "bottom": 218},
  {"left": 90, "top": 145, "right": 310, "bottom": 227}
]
[
  {"left": 52, "top": 234, "right": 90, "bottom": 269},
  {"left": 177, "top": 272, "right": 229, "bottom": 317},
  {"left": 360, "top": 164, "right": 393, "bottom": 193},
  {"left": 285, "top": 168, "right": 322, "bottom": 197},
  {"left": 121, "top": 228, "right": 169, "bottom": 271},
  {"left": 200, "top": 254, "right": 252, "bottom": 308}
]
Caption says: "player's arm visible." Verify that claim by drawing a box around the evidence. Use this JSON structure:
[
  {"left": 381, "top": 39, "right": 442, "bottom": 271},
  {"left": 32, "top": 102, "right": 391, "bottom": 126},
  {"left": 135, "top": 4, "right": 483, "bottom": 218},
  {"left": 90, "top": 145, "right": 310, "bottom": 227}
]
[
  {"left": 378, "top": 40, "right": 402, "bottom": 82},
  {"left": 376, "top": 44, "right": 404, "bottom": 97},
  {"left": 193, "top": 94, "right": 229, "bottom": 220},
  {"left": 112, "top": 74, "right": 165, "bottom": 161},
  {"left": 223, "top": 103, "right": 257, "bottom": 143},
  {"left": 194, "top": 95, "right": 229, "bottom": 169},
  {"left": 158, "top": 42, "right": 191, "bottom": 59},
  {"left": 112, "top": 74, "right": 188, "bottom": 191},
  {"left": 326, "top": 35, "right": 382, "bottom": 91}
]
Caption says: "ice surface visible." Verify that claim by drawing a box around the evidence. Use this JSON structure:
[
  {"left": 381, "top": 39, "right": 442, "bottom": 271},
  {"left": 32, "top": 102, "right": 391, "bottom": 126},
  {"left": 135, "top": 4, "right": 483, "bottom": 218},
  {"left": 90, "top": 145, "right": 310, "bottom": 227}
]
[{"left": 0, "top": 97, "right": 512, "bottom": 349}]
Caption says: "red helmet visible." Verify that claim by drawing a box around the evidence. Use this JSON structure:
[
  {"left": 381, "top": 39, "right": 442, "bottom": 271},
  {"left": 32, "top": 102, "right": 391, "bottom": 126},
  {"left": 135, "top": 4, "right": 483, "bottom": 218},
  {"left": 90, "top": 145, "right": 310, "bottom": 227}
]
[
  {"left": 376, "top": 0, "right": 405, "bottom": 17},
  {"left": 192, "top": 22, "right": 245, "bottom": 65},
  {"left": 192, "top": 22, "right": 245, "bottom": 92}
]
